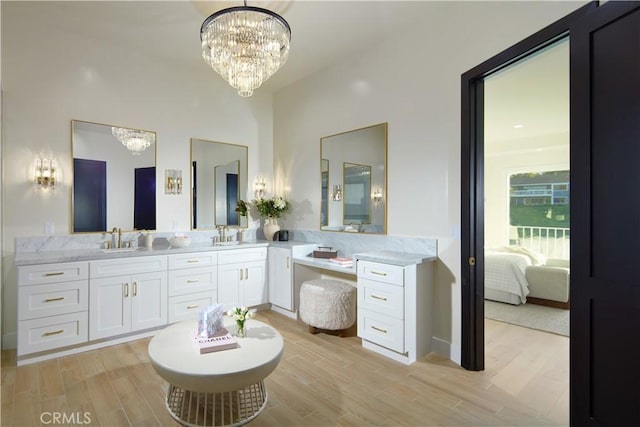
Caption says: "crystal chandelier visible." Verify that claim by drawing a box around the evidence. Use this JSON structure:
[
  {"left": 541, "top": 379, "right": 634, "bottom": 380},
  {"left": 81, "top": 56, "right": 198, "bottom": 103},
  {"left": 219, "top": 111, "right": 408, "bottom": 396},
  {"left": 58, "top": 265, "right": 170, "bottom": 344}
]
[
  {"left": 111, "top": 127, "right": 155, "bottom": 155},
  {"left": 200, "top": 1, "right": 291, "bottom": 97}
]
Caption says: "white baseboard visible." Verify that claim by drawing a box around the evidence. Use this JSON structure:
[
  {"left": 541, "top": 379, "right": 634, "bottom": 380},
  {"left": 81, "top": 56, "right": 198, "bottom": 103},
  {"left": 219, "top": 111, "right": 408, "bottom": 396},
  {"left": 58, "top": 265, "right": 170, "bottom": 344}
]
[
  {"left": 17, "top": 329, "right": 161, "bottom": 366},
  {"left": 431, "top": 336, "right": 450, "bottom": 358},
  {"left": 2, "top": 332, "right": 17, "bottom": 350},
  {"left": 431, "top": 336, "right": 462, "bottom": 365},
  {"left": 269, "top": 304, "right": 297, "bottom": 320}
]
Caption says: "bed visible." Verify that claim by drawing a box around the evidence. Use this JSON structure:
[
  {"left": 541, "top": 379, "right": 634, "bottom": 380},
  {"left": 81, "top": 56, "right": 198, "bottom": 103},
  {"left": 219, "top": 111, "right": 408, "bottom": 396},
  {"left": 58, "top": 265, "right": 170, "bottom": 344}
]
[{"left": 484, "top": 249, "right": 533, "bottom": 305}]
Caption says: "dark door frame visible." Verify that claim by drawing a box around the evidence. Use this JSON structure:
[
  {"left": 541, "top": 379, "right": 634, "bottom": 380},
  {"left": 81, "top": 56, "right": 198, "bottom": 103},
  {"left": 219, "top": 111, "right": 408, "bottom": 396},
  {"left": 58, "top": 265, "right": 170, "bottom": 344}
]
[{"left": 460, "top": 2, "right": 596, "bottom": 371}]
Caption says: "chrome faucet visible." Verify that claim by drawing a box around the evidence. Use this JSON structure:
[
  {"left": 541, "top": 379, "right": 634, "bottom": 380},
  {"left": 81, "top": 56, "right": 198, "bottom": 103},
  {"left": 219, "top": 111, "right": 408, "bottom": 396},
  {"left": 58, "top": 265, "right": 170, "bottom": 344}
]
[
  {"left": 216, "top": 225, "right": 227, "bottom": 242},
  {"left": 112, "top": 227, "right": 122, "bottom": 248}
]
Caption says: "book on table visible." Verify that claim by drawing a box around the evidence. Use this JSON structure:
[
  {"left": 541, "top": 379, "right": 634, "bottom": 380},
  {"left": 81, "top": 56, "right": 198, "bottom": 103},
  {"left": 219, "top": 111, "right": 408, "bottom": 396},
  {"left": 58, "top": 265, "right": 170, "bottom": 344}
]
[{"left": 194, "top": 327, "right": 237, "bottom": 354}]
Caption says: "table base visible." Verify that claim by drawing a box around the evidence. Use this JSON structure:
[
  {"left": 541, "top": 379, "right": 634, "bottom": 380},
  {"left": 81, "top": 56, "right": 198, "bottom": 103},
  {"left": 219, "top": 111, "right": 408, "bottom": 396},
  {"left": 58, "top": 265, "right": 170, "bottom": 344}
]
[{"left": 165, "top": 381, "right": 268, "bottom": 427}]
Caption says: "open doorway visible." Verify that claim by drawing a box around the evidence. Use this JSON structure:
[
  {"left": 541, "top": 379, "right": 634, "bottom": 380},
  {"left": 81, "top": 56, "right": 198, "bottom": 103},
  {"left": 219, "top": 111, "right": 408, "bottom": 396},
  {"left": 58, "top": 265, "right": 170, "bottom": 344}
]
[
  {"left": 482, "top": 38, "right": 570, "bottom": 424},
  {"left": 483, "top": 39, "right": 570, "bottom": 333}
]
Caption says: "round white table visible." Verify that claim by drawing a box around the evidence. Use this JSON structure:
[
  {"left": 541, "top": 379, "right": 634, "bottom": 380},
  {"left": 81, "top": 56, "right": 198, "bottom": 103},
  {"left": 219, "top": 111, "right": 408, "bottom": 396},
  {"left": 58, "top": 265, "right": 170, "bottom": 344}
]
[{"left": 148, "top": 318, "right": 283, "bottom": 427}]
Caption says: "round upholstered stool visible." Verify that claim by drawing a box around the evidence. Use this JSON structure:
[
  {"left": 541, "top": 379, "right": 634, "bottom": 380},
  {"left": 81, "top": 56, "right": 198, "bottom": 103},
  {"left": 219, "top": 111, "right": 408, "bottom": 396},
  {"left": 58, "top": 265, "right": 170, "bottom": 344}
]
[{"left": 299, "top": 279, "right": 356, "bottom": 335}]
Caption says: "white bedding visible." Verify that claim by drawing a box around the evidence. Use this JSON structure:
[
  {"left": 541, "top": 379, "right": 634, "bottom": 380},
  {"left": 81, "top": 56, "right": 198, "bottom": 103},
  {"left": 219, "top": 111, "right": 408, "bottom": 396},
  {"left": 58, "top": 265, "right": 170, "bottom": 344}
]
[{"left": 484, "top": 251, "right": 531, "bottom": 304}]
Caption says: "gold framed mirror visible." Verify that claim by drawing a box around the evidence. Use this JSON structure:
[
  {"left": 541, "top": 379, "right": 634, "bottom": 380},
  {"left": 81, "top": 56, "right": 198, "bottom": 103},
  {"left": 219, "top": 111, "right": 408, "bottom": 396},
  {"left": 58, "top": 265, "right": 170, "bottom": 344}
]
[
  {"left": 71, "top": 120, "right": 157, "bottom": 233},
  {"left": 320, "top": 123, "right": 387, "bottom": 234},
  {"left": 190, "top": 138, "right": 248, "bottom": 230}
]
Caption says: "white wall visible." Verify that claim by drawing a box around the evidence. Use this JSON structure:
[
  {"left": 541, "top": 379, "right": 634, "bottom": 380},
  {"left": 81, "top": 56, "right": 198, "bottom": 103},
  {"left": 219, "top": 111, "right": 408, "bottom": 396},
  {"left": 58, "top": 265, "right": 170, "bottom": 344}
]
[
  {"left": 273, "top": 1, "right": 584, "bottom": 363},
  {"left": 1, "top": 2, "right": 274, "bottom": 344}
]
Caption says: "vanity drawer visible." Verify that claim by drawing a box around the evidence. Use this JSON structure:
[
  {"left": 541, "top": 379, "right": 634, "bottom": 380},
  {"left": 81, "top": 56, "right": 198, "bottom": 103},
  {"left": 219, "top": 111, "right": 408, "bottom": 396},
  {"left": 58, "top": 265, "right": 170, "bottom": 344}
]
[
  {"left": 168, "top": 252, "right": 217, "bottom": 269},
  {"left": 19, "top": 280, "right": 88, "bottom": 320},
  {"left": 168, "top": 266, "right": 217, "bottom": 297},
  {"left": 18, "top": 262, "right": 88, "bottom": 286},
  {"left": 218, "top": 247, "right": 267, "bottom": 265},
  {"left": 358, "top": 278, "right": 404, "bottom": 319},
  {"left": 357, "top": 308, "right": 404, "bottom": 353},
  {"left": 357, "top": 261, "right": 404, "bottom": 286},
  {"left": 18, "top": 311, "right": 88, "bottom": 356},
  {"left": 90, "top": 255, "right": 167, "bottom": 278},
  {"left": 168, "top": 291, "right": 217, "bottom": 324}
]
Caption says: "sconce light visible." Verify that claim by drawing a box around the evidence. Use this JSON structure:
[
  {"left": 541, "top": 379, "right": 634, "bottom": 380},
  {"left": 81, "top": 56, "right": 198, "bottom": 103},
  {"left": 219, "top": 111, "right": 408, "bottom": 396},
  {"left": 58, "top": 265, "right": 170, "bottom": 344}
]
[
  {"left": 372, "top": 189, "right": 383, "bottom": 203},
  {"left": 254, "top": 176, "right": 266, "bottom": 199},
  {"left": 165, "top": 169, "right": 182, "bottom": 195},
  {"left": 332, "top": 185, "right": 343, "bottom": 201},
  {"left": 33, "top": 158, "right": 57, "bottom": 190}
]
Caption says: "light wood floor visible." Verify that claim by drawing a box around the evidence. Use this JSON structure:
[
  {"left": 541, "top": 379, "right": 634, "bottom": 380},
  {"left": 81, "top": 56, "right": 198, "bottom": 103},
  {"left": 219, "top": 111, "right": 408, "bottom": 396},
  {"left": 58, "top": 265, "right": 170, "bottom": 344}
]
[{"left": 1, "top": 311, "right": 569, "bottom": 426}]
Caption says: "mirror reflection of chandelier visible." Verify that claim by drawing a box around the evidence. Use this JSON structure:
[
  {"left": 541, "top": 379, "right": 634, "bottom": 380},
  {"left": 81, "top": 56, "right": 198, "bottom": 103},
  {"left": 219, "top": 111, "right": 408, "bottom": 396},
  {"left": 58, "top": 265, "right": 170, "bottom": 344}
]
[
  {"left": 111, "top": 127, "right": 155, "bottom": 155},
  {"left": 200, "top": 1, "right": 291, "bottom": 97}
]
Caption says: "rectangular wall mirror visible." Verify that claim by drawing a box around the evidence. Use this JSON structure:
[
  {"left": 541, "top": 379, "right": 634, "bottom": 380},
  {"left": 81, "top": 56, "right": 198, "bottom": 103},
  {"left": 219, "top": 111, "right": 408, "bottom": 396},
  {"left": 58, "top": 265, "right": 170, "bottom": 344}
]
[
  {"left": 320, "top": 123, "right": 387, "bottom": 234},
  {"left": 71, "top": 120, "right": 157, "bottom": 233},
  {"left": 191, "top": 138, "right": 248, "bottom": 230}
]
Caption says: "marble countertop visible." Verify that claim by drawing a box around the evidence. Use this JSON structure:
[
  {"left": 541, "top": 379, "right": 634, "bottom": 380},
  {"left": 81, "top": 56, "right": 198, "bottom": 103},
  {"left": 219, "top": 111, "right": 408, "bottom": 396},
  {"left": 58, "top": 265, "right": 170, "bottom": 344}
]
[
  {"left": 14, "top": 241, "right": 270, "bottom": 266},
  {"left": 354, "top": 250, "right": 437, "bottom": 266},
  {"left": 293, "top": 255, "right": 357, "bottom": 275}
]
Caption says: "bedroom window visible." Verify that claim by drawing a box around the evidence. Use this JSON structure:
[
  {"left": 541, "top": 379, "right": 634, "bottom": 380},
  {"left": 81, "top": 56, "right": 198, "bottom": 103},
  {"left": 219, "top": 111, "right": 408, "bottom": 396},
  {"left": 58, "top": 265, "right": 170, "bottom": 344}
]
[{"left": 509, "top": 170, "right": 570, "bottom": 259}]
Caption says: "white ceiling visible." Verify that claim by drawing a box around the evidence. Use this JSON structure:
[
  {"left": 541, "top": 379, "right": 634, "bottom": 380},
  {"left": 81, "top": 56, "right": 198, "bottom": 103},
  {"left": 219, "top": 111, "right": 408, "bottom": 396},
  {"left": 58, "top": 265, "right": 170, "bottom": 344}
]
[
  {"left": 11, "top": 1, "right": 568, "bottom": 142},
  {"left": 17, "top": 0, "right": 441, "bottom": 93},
  {"left": 484, "top": 39, "right": 569, "bottom": 145}
]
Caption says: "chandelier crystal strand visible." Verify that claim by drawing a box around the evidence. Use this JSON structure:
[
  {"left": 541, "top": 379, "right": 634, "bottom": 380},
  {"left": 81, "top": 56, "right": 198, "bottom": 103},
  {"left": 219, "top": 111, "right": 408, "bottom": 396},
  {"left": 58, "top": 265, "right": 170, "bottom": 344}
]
[
  {"left": 200, "top": 5, "right": 291, "bottom": 97},
  {"left": 111, "top": 127, "right": 155, "bottom": 155}
]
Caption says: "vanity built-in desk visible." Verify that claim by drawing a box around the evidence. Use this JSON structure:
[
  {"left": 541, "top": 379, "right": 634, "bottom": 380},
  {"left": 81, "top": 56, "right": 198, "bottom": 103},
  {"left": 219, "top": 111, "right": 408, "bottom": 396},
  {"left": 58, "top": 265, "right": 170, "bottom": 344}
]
[
  {"left": 15, "top": 240, "right": 435, "bottom": 366},
  {"left": 290, "top": 249, "right": 435, "bottom": 365}
]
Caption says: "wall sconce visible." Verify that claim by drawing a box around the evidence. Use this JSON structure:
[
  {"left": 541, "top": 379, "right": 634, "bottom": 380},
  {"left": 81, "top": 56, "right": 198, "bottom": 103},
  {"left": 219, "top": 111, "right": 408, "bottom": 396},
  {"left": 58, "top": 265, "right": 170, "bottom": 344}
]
[
  {"left": 33, "top": 158, "right": 57, "bottom": 190},
  {"left": 165, "top": 169, "right": 182, "bottom": 195},
  {"left": 332, "top": 185, "right": 343, "bottom": 201},
  {"left": 254, "top": 176, "right": 266, "bottom": 199},
  {"left": 372, "top": 189, "right": 383, "bottom": 203}
]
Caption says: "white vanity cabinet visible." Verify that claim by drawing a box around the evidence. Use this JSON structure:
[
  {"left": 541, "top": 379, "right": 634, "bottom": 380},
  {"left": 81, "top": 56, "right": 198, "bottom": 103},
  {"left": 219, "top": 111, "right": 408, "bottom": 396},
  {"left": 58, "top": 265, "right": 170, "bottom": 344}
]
[
  {"left": 268, "top": 243, "right": 318, "bottom": 313},
  {"left": 356, "top": 257, "right": 433, "bottom": 365},
  {"left": 217, "top": 247, "right": 267, "bottom": 311},
  {"left": 89, "top": 256, "right": 168, "bottom": 340},
  {"left": 17, "top": 261, "right": 89, "bottom": 356},
  {"left": 167, "top": 252, "right": 218, "bottom": 323},
  {"left": 268, "top": 246, "right": 292, "bottom": 310}
]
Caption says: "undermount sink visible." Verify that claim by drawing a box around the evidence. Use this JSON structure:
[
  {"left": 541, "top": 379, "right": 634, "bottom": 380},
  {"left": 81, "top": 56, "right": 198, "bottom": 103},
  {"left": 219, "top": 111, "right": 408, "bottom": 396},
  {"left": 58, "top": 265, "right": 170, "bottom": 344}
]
[
  {"left": 214, "top": 241, "right": 239, "bottom": 246},
  {"left": 102, "top": 247, "right": 137, "bottom": 253}
]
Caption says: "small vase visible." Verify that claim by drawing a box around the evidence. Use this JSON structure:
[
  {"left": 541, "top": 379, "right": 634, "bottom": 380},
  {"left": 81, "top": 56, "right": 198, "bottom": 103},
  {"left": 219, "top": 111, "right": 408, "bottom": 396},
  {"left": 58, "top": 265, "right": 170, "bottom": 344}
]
[
  {"left": 263, "top": 218, "right": 280, "bottom": 241},
  {"left": 235, "top": 320, "right": 246, "bottom": 338}
]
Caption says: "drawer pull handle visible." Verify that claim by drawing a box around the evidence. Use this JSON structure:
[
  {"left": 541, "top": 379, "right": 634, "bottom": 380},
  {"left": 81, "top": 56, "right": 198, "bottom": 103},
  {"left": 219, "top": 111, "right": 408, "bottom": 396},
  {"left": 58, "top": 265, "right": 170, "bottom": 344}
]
[
  {"left": 371, "top": 294, "right": 388, "bottom": 301},
  {"left": 133, "top": 282, "right": 138, "bottom": 297},
  {"left": 44, "top": 296, "right": 65, "bottom": 303},
  {"left": 371, "top": 325, "right": 388, "bottom": 334},
  {"left": 286, "top": 256, "right": 290, "bottom": 269},
  {"left": 240, "top": 269, "right": 244, "bottom": 280},
  {"left": 245, "top": 268, "right": 249, "bottom": 279},
  {"left": 187, "top": 260, "right": 199, "bottom": 263},
  {"left": 124, "top": 283, "right": 129, "bottom": 298},
  {"left": 43, "top": 329, "right": 64, "bottom": 337},
  {"left": 186, "top": 305, "right": 200, "bottom": 309},
  {"left": 44, "top": 272, "right": 64, "bottom": 277},
  {"left": 371, "top": 270, "right": 388, "bottom": 277},
  {"left": 187, "top": 279, "right": 200, "bottom": 283}
]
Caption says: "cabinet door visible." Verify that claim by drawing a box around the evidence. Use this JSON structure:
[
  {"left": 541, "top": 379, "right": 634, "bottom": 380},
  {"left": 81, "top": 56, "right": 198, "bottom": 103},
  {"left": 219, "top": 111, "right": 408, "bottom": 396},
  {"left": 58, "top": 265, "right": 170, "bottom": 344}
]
[
  {"left": 268, "top": 247, "right": 292, "bottom": 310},
  {"left": 217, "top": 263, "right": 241, "bottom": 311},
  {"left": 242, "top": 261, "right": 267, "bottom": 307},
  {"left": 131, "top": 271, "right": 167, "bottom": 332},
  {"left": 89, "top": 276, "right": 131, "bottom": 340}
]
